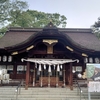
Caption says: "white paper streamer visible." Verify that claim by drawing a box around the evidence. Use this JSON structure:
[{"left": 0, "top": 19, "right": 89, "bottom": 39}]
[
  {"left": 48, "top": 65, "right": 51, "bottom": 72},
  {"left": 44, "top": 64, "right": 46, "bottom": 69},
  {"left": 60, "top": 64, "right": 62, "bottom": 69},
  {"left": 57, "top": 64, "right": 60, "bottom": 71},
  {"left": 54, "top": 65, "right": 55, "bottom": 69},
  {"left": 35, "top": 63, "right": 37, "bottom": 68},
  {"left": 39, "top": 64, "right": 41, "bottom": 71}
]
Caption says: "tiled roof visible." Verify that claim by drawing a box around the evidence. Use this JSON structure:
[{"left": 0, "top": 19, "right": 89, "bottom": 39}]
[
  {"left": 63, "top": 32, "right": 100, "bottom": 51},
  {"left": 0, "top": 30, "right": 36, "bottom": 48},
  {"left": 0, "top": 27, "right": 100, "bottom": 52}
]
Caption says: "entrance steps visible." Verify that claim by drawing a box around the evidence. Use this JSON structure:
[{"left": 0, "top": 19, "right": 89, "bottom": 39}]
[{"left": 0, "top": 86, "right": 100, "bottom": 100}]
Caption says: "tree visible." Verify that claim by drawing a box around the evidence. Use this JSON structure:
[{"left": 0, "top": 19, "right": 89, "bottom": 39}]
[
  {"left": 0, "top": 0, "right": 67, "bottom": 36},
  {"left": 9, "top": 10, "right": 67, "bottom": 28},
  {"left": 0, "top": 0, "right": 28, "bottom": 35},
  {"left": 0, "top": 0, "right": 10, "bottom": 26},
  {"left": 8, "top": 0, "right": 28, "bottom": 26},
  {"left": 92, "top": 17, "right": 100, "bottom": 38},
  {"left": 0, "top": 0, "right": 28, "bottom": 26}
]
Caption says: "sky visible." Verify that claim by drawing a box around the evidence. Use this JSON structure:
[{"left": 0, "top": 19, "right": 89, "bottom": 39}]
[{"left": 24, "top": 0, "right": 100, "bottom": 28}]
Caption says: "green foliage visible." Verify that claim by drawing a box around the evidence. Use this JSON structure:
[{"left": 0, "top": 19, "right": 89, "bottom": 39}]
[
  {"left": 0, "top": 0, "right": 28, "bottom": 26},
  {"left": 0, "top": 0, "right": 67, "bottom": 35},
  {"left": 0, "top": 0, "right": 10, "bottom": 25},
  {"left": 9, "top": 10, "right": 67, "bottom": 28},
  {"left": 0, "top": 27, "right": 7, "bottom": 37},
  {"left": 27, "top": 10, "right": 67, "bottom": 28},
  {"left": 92, "top": 17, "right": 100, "bottom": 39},
  {"left": 8, "top": 0, "right": 28, "bottom": 24}
]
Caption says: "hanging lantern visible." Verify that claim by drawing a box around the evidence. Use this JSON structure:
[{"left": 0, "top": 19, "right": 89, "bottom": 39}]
[
  {"left": 0, "top": 70, "right": 2, "bottom": 75},
  {"left": 39, "top": 64, "right": 41, "bottom": 71},
  {"left": 95, "top": 58, "right": 99, "bottom": 63},
  {"left": 48, "top": 65, "right": 51, "bottom": 72},
  {"left": 50, "top": 72, "right": 52, "bottom": 76},
  {"left": 57, "top": 64, "right": 60, "bottom": 71},
  {"left": 44, "top": 64, "right": 46, "bottom": 69},
  {"left": 35, "top": 63, "right": 37, "bottom": 68},
  {"left": 0, "top": 56, "right": 1, "bottom": 61},
  {"left": 60, "top": 64, "right": 62, "bottom": 69},
  {"left": 8, "top": 56, "right": 12, "bottom": 62},
  {"left": 37, "top": 71, "right": 40, "bottom": 75},
  {"left": 84, "top": 58, "right": 88, "bottom": 63},
  {"left": 59, "top": 71, "right": 62, "bottom": 75},
  {"left": 3, "top": 56, "right": 7, "bottom": 62},
  {"left": 89, "top": 57, "right": 93, "bottom": 63},
  {"left": 54, "top": 65, "right": 56, "bottom": 70}
]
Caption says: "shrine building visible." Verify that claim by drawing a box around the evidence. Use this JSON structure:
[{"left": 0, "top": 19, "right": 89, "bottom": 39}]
[{"left": 0, "top": 22, "right": 100, "bottom": 89}]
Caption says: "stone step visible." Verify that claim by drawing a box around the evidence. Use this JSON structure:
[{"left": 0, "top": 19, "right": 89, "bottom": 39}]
[
  {"left": 0, "top": 98, "right": 89, "bottom": 100},
  {"left": 0, "top": 87, "right": 100, "bottom": 100}
]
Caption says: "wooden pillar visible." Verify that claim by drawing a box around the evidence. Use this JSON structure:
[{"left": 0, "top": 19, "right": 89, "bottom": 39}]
[
  {"left": 13, "top": 62, "right": 17, "bottom": 79},
  {"left": 25, "top": 62, "right": 30, "bottom": 90},
  {"left": 56, "top": 71, "right": 58, "bottom": 87},
  {"left": 69, "top": 63, "right": 73, "bottom": 90},
  {"left": 83, "top": 62, "right": 86, "bottom": 73}
]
